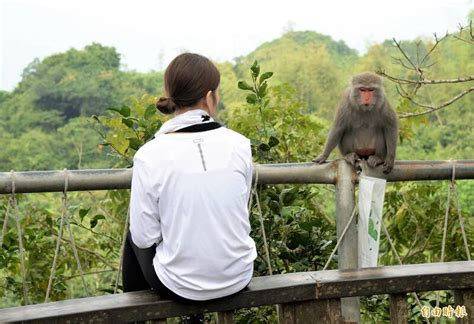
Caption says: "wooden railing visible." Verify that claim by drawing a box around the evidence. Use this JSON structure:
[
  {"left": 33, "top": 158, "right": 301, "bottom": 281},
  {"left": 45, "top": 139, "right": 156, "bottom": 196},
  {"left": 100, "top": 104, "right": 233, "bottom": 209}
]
[{"left": 1, "top": 261, "right": 473, "bottom": 323}]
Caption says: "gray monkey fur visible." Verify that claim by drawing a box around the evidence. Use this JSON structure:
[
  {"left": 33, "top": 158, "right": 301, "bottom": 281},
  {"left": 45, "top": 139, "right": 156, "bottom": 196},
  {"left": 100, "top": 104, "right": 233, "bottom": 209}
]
[{"left": 313, "top": 72, "right": 398, "bottom": 174}]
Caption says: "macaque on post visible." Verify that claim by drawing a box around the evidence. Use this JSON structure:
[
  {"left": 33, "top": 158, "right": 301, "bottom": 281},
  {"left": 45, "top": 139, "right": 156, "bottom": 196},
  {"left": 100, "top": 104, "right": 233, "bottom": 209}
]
[{"left": 313, "top": 72, "right": 398, "bottom": 174}]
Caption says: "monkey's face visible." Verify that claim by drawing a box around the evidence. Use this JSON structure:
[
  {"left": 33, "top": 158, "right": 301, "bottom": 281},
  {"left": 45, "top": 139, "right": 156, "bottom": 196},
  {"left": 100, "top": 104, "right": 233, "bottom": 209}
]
[
  {"left": 352, "top": 86, "right": 380, "bottom": 111},
  {"left": 350, "top": 72, "right": 383, "bottom": 112},
  {"left": 359, "top": 87, "right": 375, "bottom": 107}
]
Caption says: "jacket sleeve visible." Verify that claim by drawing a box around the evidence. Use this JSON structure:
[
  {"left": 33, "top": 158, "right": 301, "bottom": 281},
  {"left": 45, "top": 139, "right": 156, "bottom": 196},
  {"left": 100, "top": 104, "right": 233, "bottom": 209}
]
[
  {"left": 129, "top": 155, "right": 162, "bottom": 248},
  {"left": 244, "top": 140, "right": 254, "bottom": 205}
]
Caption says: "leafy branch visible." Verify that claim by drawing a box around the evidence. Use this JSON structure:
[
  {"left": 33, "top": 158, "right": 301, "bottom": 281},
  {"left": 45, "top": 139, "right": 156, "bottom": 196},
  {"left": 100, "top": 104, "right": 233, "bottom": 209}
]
[
  {"left": 238, "top": 61, "right": 273, "bottom": 136},
  {"left": 238, "top": 61, "right": 280, "bottom": 159},
  {"left": 93, "top": 97, "right": 162, "bottom": 165}
]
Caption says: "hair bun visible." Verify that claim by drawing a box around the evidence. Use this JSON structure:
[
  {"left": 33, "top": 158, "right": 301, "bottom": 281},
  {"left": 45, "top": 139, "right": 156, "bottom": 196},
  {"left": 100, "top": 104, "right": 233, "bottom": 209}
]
[{"left": 156, "top": 96, "right": 177, "bottom": 115}]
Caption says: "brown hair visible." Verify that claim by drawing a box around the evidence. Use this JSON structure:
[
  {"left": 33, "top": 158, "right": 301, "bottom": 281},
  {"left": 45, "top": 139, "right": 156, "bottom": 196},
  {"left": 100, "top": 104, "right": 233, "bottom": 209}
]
[{"left": 156, "top": 53, "right": 220, "bottom": 115}]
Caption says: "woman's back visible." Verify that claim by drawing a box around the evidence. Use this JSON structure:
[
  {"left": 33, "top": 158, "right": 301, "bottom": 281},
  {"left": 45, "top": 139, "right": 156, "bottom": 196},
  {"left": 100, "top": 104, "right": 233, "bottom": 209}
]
[{"left": 130, "top": 110, "right": 256, "bottom": 300}]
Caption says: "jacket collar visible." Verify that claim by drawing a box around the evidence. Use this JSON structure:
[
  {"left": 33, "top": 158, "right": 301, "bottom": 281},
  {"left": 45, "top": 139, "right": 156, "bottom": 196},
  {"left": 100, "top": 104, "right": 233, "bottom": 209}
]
[{"left": 155, "top": 109, "right": 215, "bottom": 136}]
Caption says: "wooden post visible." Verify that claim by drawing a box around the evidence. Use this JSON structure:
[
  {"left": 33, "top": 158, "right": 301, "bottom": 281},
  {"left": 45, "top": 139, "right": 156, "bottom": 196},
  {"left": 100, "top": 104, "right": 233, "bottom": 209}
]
[
  {"left": 216, "top": 311, "right": 235, "bottom": 324},
  {"left": 279, "top": 299, "right": 342, "bottom": 324},
  {"left": 454, "top": 289, "right": 473, "bottom": 324},
  {"left": 389, "top": 293, "right": 408, "bottom": 324}
]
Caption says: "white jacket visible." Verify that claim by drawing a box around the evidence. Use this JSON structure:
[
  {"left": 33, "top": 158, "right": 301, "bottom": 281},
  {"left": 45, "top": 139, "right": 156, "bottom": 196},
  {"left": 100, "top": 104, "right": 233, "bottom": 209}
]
[{"left": 130, "top": 109, "right": 256, "bottom": 300}]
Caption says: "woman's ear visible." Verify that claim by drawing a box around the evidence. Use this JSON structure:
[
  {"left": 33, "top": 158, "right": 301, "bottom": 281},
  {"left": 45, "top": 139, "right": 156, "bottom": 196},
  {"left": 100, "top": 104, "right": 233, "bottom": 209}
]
[
  {"left": 205, "top": 90, "right": 216, "bottom": 116},
  {"left": 205, "top": 90, "right": 213, "bottom": 104}
]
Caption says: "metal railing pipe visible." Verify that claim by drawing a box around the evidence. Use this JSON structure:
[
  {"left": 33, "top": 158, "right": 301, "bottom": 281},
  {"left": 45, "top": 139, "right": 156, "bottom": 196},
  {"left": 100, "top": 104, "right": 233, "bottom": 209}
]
[
  {"left": 0, "top": 169, "right": 132, "bottom": 194},
  {"left": 364, "top": 160, "right": 474, "bottom": 182},
  {"left": 1, "top": 160, "right": 474, "bottom": 194},
  {"left": 255, "top": 162, "right": 336, "bottom": 185},
  {"left": 0, "top": 163, "right": 337, "bottom": 194}
]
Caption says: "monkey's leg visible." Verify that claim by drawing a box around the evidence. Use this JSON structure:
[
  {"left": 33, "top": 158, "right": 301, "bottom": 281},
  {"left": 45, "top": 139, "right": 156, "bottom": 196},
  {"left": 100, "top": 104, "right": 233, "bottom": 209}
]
[
  {"left": 383, "top": 160, "right": 394, "bottom": 174},
  {"left": 343, "top": 152, "right": 359, "bottom": 166},
  {"left": 367, "top": 155, "right": 384, "bottom": 168}
]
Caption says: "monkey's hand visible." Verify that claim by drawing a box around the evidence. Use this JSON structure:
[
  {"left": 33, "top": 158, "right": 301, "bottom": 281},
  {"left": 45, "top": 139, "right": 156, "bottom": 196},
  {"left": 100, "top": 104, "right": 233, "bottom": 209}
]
[
  {"left": 367, "top": 155, "right": 384, "bottom": 168},
  {"left": 382, "top": 160, "right": 394, "bottom": 174},
  {"left": 312, "top": 154, "right": 328, "bottom": 164},
  {"left": 343, "top": 153, "right": 359, "bottom": 166}
]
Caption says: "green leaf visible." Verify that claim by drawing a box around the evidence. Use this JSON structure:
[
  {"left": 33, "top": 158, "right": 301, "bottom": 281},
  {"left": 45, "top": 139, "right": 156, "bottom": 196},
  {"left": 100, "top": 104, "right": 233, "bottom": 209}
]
[
  {"left": 121, "top": 118, "right": 134, "bottom": 128},
  {"left": 106, "top": 107, "right": 122, "bottom": 115},
  {"left": 299, "top": 219, "right": 322, "bottom": 232},
  {"left": 79, "top": 208, "right": 90, "bottom": 222},
  {"left": 128, "top": 138, "right": 142, "bottom": 151},
  {"left": 268, "top": 136, "right": 280, "bottom": 147},
  {"left": 156, "top": 120, "right": 162, "bottom": 128},
  {"left": 281, "top": 206, "right": 299, "bottom": 218},
  {"left": 107, "top": 106, "right": 131, "bottom": 117},
  {"left": 238, "top": 80, "right": 254, "bottom": 91},
  {"left": 144, "top": 104, "right": 156, "bottom": 120},
  {"left": 250, "top": 60, "right": 260, "bottom": 78},
  {"left": 258, "top": 82, "right": 268, "bottom": 98},
  {"left": 90, "top": 214, "right": 106, "bottom": 229},
  {"left": 299, "top": 222, "right": 312, "bottom": 232},
  {"left": 268, "top": 200, "right": 280, "bottom": 214},
  {"left": 263, "top": 98, "right": 270, "bottom": 108},
  {"left": 121, "top": 106, "right": 132, "bottom": 117},
  {"left": 90, "top": 219, "right": 98, "bottom": 229},
  {"left": 138, "top": 120, "right": 148, "bottom": 128},
  {"left": 280, "top": 187, "right": 299, "bottom": 205},
  {"left": 246, "top": 93, "right": 257, "bottom": 104},
  {"left": 258, "top": 143, "right": 270, "bottom": 152},
  {"left": 259, "top": 72, "right": 273, "bottom": 84},
  {"left": 94, "top": 214, "right": 106, "bottom": 220},
  {"left": 144, "top": 127, "right": 155, "bottom": 142}
]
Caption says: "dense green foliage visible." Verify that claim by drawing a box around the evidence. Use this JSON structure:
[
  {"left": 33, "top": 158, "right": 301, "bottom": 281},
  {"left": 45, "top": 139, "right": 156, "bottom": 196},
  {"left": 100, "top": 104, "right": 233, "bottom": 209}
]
[
  {"left": 0, "top": 15, "right": 473, "bottom": 323},
  {"left": 0, "top": 43, "right": 164, "bottom": 171}
]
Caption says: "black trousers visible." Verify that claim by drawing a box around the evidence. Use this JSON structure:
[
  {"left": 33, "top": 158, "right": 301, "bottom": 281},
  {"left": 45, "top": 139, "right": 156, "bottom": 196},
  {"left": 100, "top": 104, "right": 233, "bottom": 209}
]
[{"left": 122, "top": 231, "right": 193, "bottom": 302}]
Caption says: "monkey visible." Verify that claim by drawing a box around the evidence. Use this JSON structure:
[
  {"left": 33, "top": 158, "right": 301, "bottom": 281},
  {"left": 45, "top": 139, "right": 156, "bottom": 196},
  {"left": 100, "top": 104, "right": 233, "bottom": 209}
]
[{"left": 313, "top": 72, "right": 398, "bottom": 174}]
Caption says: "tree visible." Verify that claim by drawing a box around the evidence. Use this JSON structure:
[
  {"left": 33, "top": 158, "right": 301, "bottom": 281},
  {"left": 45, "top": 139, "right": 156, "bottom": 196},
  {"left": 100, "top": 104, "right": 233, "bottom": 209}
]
[
  {"left": 6, "top": 130, "right": 63, "bottom": 171},
  {"left": 16, "top": 43, "right": 123, "bottom": 119}
]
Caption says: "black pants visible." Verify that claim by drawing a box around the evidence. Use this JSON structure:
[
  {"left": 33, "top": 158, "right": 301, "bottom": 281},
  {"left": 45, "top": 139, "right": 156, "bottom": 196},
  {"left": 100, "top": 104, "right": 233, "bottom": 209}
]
[
  {"left": 122, "top": 231, "right": 192, "bottom": 302},
  {"left": 122, "top": 230, "right": 248, "bottom": 323}
]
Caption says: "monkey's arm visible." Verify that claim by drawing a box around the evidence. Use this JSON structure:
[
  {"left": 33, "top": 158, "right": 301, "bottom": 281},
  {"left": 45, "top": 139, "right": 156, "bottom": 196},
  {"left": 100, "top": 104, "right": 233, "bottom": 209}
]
[
  {"left": 313, "top": 127, "right": 344, "bottom": 163},
  {"left": 313, "top": 90, "right": 352, "bottom": 164},
  {"left": 382, "top": 106, "right": 398, "bottom": 173},
  {"left": 313, "top": 107, "right": 347, "bottom": 163}
]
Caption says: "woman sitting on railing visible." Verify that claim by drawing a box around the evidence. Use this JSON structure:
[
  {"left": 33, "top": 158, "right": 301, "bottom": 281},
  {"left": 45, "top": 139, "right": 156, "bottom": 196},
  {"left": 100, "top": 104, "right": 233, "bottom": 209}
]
[{"left": 123, "top": 53, "right": 257, "bottom": 324}]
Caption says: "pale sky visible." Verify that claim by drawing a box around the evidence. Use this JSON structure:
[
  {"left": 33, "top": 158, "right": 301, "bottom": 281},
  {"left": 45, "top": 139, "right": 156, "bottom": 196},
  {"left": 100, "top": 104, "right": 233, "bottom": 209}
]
[{"left": 1, "top": 0, "right": 472, "bottom": 91}]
